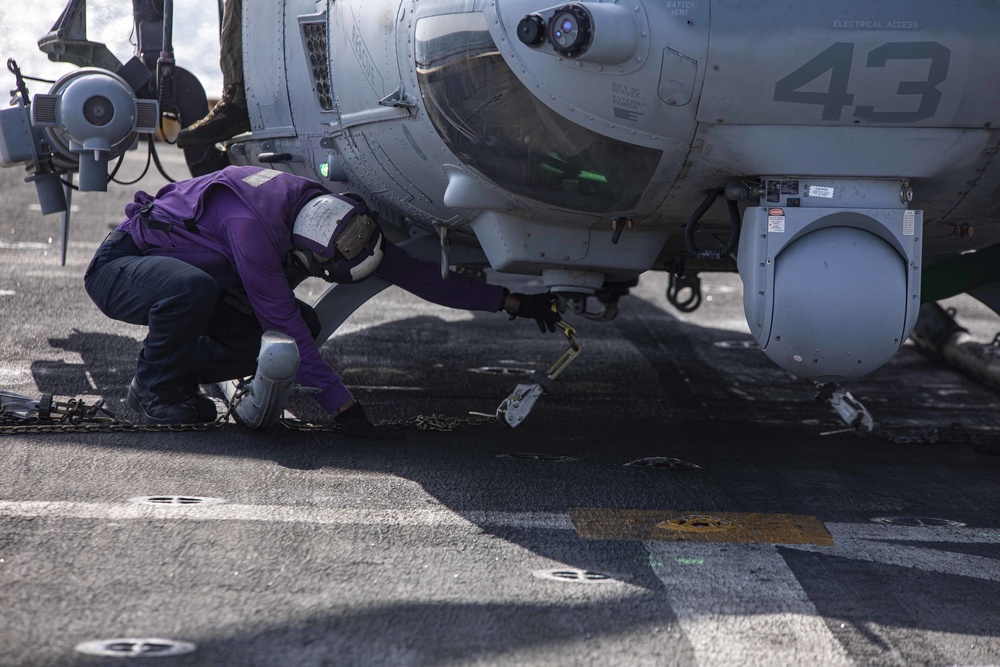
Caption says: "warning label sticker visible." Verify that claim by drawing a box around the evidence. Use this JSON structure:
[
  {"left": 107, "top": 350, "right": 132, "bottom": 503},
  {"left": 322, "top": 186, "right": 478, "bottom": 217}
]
[
  {"left": 903, "top": 209, "right": 915, "bottom": 236},
  {"left": 768, "top": 208, "right": 785, "bottom": 233},
  {"left": 805, "top": 185, "right": 835, "bottom": 199}
]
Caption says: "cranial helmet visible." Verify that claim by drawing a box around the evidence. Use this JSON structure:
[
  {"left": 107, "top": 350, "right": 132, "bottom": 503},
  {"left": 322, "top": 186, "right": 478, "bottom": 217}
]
[{"left": 290, "top": 193, "right": 383, "bottom": 283}]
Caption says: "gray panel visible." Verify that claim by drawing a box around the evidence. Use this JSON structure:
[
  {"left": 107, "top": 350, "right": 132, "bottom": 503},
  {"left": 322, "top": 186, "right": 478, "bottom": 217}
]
[
  {"left": 691, "top": 123, "right": 996, "bottom": 180},
  {"left": 658, "top": 48, "right": 698, "bottom": 107},
  {"left": 244, "top": 0, "right": 296, "bottom": 137},
  {"left": 699, "top": 0, "right": 1000, "bottom": 128},
  {"left": 470, "top": 210, "right": 665, "bottom": 278},
  {"left": 0, "top": 108, "right": 33, "bottom": 166}
]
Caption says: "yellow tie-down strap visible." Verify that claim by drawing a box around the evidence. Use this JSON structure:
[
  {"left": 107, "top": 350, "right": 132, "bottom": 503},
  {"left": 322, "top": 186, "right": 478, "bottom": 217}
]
[
  {"left": 496, "top": 320, "right": 582, "bottom": 428},
  {"left": 545, "top": 321, "right": 581, "bottom": 381}
]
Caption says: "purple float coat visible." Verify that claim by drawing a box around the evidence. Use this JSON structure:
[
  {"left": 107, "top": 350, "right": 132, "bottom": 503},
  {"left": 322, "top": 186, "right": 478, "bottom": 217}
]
[{"left": 116, "top": 166, "right": 505, "bottom": 413}]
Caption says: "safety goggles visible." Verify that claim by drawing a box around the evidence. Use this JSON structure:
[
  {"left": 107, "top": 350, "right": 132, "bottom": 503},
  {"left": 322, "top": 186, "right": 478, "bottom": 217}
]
[{"left": 332, "top": 213, "right": 377, "bottom": 261}]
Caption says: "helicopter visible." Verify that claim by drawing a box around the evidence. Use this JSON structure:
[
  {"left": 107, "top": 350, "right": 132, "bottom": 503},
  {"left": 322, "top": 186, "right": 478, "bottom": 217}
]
[{"left": 2, "top": 0, "right": 1000, "bottom": 426}]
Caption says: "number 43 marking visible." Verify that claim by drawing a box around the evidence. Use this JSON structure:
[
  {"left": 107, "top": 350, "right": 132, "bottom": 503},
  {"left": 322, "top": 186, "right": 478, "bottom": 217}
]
[{"left": 773, "top": 41, "right": 951, "bottom": 123}]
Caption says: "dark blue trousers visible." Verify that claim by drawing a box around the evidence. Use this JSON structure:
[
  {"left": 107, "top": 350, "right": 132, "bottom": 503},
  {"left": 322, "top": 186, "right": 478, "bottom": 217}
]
[{"left": 84, "top": 232, "right": 318, "bottom": 395}]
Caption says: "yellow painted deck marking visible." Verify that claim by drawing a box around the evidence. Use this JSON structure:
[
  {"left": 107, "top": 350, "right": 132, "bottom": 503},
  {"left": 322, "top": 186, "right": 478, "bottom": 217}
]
[
  {"left": 659, "top": 515, "right": 735, "bottom": 533},
  {"left": 570, "top": 509, "right": 835, "bottom": 546}
]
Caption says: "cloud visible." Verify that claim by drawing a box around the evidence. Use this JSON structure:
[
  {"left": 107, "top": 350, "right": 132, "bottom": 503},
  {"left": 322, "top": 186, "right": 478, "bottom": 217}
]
[{"left": 0, "top": 0, "right": 221, "bottom": 94}]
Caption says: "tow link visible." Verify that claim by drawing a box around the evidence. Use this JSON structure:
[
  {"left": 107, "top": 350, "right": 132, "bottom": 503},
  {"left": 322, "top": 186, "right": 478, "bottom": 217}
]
[{"left": 496, "top": 320, "right": 582, "bottom": 427}]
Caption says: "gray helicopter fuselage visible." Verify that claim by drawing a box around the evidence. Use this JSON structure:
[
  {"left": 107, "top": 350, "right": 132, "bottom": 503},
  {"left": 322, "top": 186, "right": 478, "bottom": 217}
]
[
  {"left": 6, "top": 0, "right": 1000, "bottom": 405},
  {"left": 232, "top": 0, "right": 1000, "bottom": 267},
  {"left": 227, "top": 0, "right": 1000, "bottom": 380}
]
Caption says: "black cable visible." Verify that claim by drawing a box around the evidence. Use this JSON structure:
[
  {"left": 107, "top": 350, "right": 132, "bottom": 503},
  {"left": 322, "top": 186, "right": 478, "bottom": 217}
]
[
  {"left": 107, "top": 151, "right": 127, "bottom": 182},
  {"left": 110, "top": 136, "right": 153, "bottom": 186},
  {"left": 684, "top": 186, "right": 742, "bottom": 261},
  {"left": 7, "top": 59, "right": 55, "bottom": 87},
  {"left": 684, "top": 188, "right": 721, "bottom": 259},
  {"left": 148, "top": 137, "right": 177, "bottom": 183},
  {"left": 721, "top": 197, "right": 742, "bottom": 257}
]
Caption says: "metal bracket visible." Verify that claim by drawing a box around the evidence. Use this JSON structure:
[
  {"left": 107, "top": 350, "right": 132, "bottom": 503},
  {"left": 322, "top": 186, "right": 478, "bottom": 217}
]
[
  {"left": 433, "top": 221, "right": 451, "bottom": 280},
  {"left": 0, "top": 389, "right": 118, "bottom": 427},
  {"left": 0, "top": 390, "right": 53, "bottom": 420},
  {"left": 666, "top": 272, "right": 702, "bottom": 313},
  {"left": 37, "top": 0, "right": 123, "bottom": 71},
  {"left": 814, "top": 382, "right": 874, "bottom": 432},
  {"left": 378, "top": 83, "right": 417, "bottom": 109},
  {"left": 497, "top": 383, "right": 545, "bottom": 428},
  {"left": 497, "top": 321, "right": 581, "bottom": 427}
]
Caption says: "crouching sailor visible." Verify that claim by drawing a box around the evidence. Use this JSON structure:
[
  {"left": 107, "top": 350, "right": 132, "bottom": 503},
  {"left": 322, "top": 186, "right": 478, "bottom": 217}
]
[{"left": 84, "top": 166, "right": 561, "bottom": 436}]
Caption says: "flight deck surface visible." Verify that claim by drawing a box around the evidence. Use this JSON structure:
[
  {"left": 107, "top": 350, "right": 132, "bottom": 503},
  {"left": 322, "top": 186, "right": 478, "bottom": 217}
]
[{"left": 1, "top": 148, "right": 999, "bottom": 666}]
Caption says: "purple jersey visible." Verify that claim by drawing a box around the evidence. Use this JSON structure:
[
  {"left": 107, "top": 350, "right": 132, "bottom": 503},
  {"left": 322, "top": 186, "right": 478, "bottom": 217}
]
[{"left": 117, "top": 166, "right": 504, "bottom": 412}]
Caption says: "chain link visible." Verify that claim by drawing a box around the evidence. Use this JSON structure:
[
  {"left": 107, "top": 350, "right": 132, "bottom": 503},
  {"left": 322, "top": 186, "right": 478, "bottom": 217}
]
[
  {"left": 2, "top": 312, "right": 580, "bottom": 436},
  {"left": 1, "top": 387, "right": 497, "bottom": 435},
  {"left": 0, "top": 416, "right": 228, "bottom": 435},
  {"left": 377, "top": 413, "right": 498, "bottom": 431},
  {"left": 276, "top": 412, "right": 497, "bottom": 433}
]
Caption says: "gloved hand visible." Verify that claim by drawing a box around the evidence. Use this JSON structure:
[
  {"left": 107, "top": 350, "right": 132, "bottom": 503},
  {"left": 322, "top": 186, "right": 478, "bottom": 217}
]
[
  {"left": 510, "top": 292, "right": 562, "bottom": 333},
  {"left": 335, "top": 401, "right": 403, "bottom": 440}
]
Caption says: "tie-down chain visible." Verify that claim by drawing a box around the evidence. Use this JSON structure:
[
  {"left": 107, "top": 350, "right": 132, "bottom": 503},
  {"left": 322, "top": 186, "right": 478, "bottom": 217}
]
[{"left": 0, "top": 324, "right": 583, "bottom": 434}]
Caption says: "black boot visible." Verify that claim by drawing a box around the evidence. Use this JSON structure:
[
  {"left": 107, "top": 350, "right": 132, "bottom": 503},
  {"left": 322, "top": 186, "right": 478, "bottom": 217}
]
[
  {"left": 176, "top": 83, "right": 251, "bottom": 147},
  {"left": 335, "top": 402, "right": 403, "bottom": 440},
  {"left": 180, "top": 376, "right": 218, "bottom": 422},
  {"left": 128, "top": 377, "right": 201, "bottom": 425}
]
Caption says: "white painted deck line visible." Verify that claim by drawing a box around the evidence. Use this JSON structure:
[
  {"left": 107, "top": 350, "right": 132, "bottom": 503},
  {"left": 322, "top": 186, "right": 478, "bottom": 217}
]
[
  {"left": 646, "top": 542, "right": 853, "bottom": 667},
  {"left": 0, "top": 500, "right": 576, "bottom": 531}
]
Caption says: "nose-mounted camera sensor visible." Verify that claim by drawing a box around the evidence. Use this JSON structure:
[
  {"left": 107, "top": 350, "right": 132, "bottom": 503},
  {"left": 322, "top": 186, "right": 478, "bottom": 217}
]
[
  {"left": 547, "top": 5, "right": 592, "bottom": 57},
  {"left": 515, "top": 2, "right": 640, "bottom": 65}
]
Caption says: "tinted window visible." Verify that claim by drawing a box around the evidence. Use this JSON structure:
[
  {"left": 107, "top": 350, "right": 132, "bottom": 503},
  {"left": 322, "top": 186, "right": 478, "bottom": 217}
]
[{"left": 415, "top": 13, "right": 661, "bottom": 213}]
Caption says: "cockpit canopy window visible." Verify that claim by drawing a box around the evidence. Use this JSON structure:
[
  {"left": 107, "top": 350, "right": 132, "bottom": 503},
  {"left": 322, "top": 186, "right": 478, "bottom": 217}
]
[{"left": 415, "top": 12, "right": 661, "bottom": 213}]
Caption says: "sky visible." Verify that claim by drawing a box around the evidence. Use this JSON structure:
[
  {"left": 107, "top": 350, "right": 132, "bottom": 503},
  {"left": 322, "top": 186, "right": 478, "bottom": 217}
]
[{"left": 0, "top": 0, "right": 223, "bottom": 98}]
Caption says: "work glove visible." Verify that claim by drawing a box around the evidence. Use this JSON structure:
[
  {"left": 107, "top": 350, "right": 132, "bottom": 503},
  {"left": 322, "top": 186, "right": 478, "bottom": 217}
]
[
  {"left": 335, "top": 401, "right": 403, "bottom": 440},
  {"left": 510, "top": 292, "right": 562, "bottom": 333}
]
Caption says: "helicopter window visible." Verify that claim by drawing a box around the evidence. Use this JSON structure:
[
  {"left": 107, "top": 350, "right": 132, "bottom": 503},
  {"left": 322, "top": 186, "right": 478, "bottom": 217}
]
[{"left": 415, "top": 13, "right": 661, "bottom": 213}]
